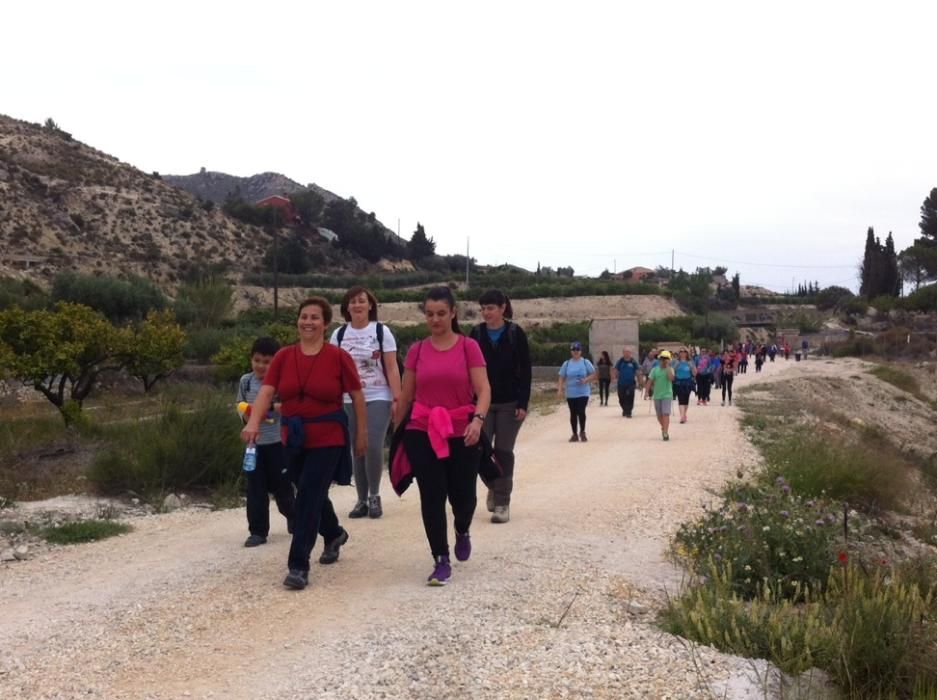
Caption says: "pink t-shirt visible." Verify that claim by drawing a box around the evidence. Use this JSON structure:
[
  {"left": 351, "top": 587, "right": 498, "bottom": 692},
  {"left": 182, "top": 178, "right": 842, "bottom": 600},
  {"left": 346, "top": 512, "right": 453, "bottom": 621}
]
[{"left": 405, "top": 336, "right": 486, "bottom": 430}]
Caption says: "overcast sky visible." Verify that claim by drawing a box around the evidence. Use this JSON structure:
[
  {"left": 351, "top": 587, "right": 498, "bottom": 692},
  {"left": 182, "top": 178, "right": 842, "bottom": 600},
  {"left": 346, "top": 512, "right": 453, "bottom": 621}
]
[{"left": 4, "top": 1, "right": 936, "bottom": 291}]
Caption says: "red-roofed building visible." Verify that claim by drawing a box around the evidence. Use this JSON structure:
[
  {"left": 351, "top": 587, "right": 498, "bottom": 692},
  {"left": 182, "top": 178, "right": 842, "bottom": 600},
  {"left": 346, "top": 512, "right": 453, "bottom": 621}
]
[{"left": 255, "top": 195, "right": 300, "bottom": 224}]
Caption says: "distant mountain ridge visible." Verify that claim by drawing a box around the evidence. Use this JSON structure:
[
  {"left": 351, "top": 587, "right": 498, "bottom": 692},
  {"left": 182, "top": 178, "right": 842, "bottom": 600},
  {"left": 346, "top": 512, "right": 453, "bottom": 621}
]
[{"left": 164, "top": 170, "right": 341, "bottom": 207}]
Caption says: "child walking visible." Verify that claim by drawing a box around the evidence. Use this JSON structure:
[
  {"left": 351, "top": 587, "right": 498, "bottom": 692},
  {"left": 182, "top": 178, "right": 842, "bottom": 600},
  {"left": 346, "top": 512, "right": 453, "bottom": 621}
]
[
  {"left": 648, "top": 350, "right": 675, "bottom": 441},
  {"left": 237, "top": 337, "right": 295, "bottom": 547}
]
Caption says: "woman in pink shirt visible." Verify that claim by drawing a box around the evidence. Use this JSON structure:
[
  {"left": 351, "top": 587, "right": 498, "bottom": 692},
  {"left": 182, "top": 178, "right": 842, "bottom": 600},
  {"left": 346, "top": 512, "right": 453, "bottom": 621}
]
[{"left": 396, "top": 287, "right": 491, "bottom": 586}]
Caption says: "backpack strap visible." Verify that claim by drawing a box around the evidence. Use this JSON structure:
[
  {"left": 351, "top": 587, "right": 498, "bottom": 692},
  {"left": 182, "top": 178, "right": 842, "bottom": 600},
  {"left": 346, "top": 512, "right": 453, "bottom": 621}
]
[
  {"left": 336, "top": 324, "right": 348, "bottom": 347},
  {"left": 376, "top": 322, "right": 388, "bottom": 380},
  {"left": 238, "top": 374, "right": 252, "bottom": 402}
]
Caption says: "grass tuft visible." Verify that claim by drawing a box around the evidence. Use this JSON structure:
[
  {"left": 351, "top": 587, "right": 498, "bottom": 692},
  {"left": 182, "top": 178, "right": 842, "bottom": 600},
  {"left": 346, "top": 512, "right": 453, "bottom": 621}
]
[{"left": 42, "top": 519, "right": 132, "bottom": 544}]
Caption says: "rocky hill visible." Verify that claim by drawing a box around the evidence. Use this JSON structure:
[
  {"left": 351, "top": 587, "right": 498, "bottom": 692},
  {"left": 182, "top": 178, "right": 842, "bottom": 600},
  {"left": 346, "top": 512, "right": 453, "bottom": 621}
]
[
  {"left": 0, "top": 114, "right": 389, "bottom": 286},
  {"left": 164, "top": 170, "right": 341, "bottom": 207}
]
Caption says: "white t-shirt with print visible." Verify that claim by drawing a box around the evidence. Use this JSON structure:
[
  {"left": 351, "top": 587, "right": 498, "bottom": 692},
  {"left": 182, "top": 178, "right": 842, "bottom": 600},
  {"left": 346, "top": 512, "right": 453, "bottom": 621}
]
[{"left": 329, "top": 322, "right": 397, "bottom": 403}]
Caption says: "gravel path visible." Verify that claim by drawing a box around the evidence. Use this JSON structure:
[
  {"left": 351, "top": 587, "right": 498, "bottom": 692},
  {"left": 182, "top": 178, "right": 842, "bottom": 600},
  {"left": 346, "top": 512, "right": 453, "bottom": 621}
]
[{"left": 0, "top": 360, "right": 800, "bottom": 699}]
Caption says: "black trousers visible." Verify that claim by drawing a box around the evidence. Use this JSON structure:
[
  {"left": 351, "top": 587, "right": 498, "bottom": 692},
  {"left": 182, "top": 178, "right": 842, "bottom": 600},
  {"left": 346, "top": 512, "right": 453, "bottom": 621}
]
[
  {"left": 287, "top": 446, "right": 344, "bottom": 572},
  {"left": 598, "top": 379, "right": 611, "bottom": 405},
  {"left": 567, "top": 397, "right": 588, "bottom": 434},
  {"left": 246, "top": 443, "right": 295, "bottom": 537},
  {"left": 404, "top": 430, "right": 480, "bottom": 557},
  {"left": 696, "top": 374, "right": 712, "bottom": 401},
  {"left": 722, "top": 374, "right": 734, "bottom": 402},
  {"left": 617, "top": 384, "right": 636, "bottom": 416}
]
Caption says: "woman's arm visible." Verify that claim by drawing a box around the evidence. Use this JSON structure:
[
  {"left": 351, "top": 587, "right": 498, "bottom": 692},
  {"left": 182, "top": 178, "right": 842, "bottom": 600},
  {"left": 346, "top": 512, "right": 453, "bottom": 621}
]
[
  {"left": 464, "top": 366, "right": 491, "bottom": 446},
  {"left": 241, "top": 385, "right": 275, "bottom": 444},
  {"left": 383, "top": 350, "right": 402, "bottom": 409},
  {"left": 395, "top": 367, "right": 415, "bottom": 428},
  {"left": 349, "top": 389, "right": 368, "bottom": 457}
]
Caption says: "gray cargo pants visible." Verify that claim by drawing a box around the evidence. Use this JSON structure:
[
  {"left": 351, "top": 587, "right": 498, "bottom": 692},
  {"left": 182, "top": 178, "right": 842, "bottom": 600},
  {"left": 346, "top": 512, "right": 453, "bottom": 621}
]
[{"left": 482, "top": 401, "right": 525, "bottom": 507}]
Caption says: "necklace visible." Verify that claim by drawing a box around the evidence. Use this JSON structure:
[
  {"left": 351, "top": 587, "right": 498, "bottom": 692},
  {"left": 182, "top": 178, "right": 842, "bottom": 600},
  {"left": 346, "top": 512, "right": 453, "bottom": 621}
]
[{"left": 293, "top": 344, "right": 323, "bottom": 402}]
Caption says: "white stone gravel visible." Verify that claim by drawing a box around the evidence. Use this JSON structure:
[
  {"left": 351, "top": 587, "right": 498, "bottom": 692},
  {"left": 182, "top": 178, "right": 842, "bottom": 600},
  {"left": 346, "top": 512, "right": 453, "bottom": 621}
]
[{"left": 0, "top": 361, "right": 806, "bottom": 700}]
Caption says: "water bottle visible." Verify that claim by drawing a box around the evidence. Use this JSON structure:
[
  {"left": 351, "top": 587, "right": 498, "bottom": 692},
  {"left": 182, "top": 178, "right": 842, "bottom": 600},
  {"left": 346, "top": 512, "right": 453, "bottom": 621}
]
[{"left": 242, "top": 443, "right": 257, "bottom": 472}]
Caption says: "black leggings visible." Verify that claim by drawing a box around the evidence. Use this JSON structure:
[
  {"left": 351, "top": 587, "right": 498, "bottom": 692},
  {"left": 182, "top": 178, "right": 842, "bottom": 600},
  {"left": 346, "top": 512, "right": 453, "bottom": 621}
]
[
  {"left": 287, "top": 446, "right": 343, "bottom": 573},
  {"left": 722, "top": 374, "right": 734, "bottom": 402},
  {"left": 696, "top": 374, "right": 711, "bottom": 401},
  {"left": 404, "top": 430, "right": 480, "bottom": 557},
  {"left": 567, "top": 397, "right": 588, "bottom": 435},
  {"left": 598, "top": 379, "right": 611, "bottom": 404}
]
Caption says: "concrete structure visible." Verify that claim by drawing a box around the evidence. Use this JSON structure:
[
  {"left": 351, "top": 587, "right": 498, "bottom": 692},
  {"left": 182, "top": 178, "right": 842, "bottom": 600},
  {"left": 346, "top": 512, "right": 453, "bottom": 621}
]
[{"left": 589, "top": 317, "right": 639, "bottom": 362}]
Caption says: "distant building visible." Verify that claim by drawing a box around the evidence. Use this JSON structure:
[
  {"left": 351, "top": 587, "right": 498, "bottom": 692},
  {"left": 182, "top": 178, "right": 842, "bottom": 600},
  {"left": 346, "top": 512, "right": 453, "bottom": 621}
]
[
  {"left": 255, "top": 195, "right": 300, "bottom": 224},
  {"left": 620, "top": 266, "right": 655, "bottom": 282},
  {"left": 316, "top": 227, "right": 339, "bottom": 243}
]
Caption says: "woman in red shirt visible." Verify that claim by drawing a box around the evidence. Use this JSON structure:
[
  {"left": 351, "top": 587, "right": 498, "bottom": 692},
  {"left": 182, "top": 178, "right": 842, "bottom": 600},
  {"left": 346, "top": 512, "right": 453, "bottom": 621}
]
[
  {"left": 243, "top": 297, "right": 366, "bottom": 590},
  {"left": 396, "top": 287, "right": 491, "bottom": 586}
]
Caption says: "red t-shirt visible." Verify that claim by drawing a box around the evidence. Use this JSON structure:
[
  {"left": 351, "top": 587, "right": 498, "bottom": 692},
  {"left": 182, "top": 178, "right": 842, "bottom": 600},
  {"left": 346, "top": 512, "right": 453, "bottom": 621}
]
[
  {"left": 264, "top": 343, "right": 361, "bottom": 448},
  {"left": 404, "top": 336, "right": 486, "bottom": 431}
]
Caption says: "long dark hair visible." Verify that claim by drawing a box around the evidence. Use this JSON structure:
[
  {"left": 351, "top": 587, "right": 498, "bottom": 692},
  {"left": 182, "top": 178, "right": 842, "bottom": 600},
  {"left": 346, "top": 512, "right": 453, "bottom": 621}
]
[
  {"left": 423, "top": 286, "right": 461, "bottom": 334},
  {"left": 599, "top": 350, "right": 611, "bottom": 365},
  {"left": 477, "top": 288, "right": 513, "bottom": 320}
]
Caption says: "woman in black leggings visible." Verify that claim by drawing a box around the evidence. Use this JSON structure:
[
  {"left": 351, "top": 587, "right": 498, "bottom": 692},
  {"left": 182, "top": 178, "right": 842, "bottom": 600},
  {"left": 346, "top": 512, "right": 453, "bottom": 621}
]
[
  {"left": 596, "top": 351, "right": 612, "bottom": 406},
  {"left": 721, "top": 350, "right": 736, "bottom": 406},
  {"left": 558, "top": 342, "right": 596, "bottom": 442}
]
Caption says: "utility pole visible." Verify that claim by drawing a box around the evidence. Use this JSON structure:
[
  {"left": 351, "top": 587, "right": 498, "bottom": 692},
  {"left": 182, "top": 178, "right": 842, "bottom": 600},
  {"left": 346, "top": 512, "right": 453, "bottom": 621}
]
[
  {"left": 271, "top": 208, "right": 280, "bottom": 322},
  {"left": 465, "top": 236, "right": 470, "bottom": 289},
  {"left": 671, "top": 249, "right": 675, "bottom": 278}
]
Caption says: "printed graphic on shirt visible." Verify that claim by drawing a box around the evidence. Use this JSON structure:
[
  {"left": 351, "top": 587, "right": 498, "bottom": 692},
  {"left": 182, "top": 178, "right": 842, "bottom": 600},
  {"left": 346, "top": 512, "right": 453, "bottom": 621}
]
[{"left": 330, "top": 323, "right": 397, "bottom": 402}]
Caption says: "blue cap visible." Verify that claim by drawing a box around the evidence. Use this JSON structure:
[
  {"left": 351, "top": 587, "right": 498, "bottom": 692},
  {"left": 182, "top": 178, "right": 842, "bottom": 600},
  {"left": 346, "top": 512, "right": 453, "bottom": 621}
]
[{"left": 570, "top": 342, "right": 582, "bottom": 350}]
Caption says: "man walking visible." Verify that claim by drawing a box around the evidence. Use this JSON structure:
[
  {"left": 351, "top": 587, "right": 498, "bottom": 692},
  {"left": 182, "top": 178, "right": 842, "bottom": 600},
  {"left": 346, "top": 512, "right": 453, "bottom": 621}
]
[{"left": 613, "top": 347, "right": 640, "bottom": 418}]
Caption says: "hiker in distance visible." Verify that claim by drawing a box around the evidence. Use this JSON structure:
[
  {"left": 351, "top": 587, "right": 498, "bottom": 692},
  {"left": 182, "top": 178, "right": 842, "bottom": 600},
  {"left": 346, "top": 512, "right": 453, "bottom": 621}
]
[
  {"left": 395, "top": 287, "right": 491, "bottom": 586},
  {"left": 673, "top": 347, "right": 697, "bottom": 424},
  {"left": 612, "top": 346, "right": 640, "bottom": 418},
  {"left": 558, "top": 341, "right": 596, "bottom": 442},
  {"left": 469, "top": 289, "right": 532, "bottom": 525},
  {"left": 596, "top": 351, "right": 613, "bottom": 406},
  {"left": 242, "top": 297, "right": 366, "bottom": 590},
  {"left": 329, "top": 286, "right": 402, "bottom": 520},
  {"left": 648, "top": 350, "right": 675, "bottom": 441}
]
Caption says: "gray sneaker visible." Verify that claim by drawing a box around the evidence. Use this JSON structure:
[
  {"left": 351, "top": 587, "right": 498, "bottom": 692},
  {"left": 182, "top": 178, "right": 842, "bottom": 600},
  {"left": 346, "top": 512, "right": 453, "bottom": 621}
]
[
  {"left": 368, "top": 495, "right": 383, "bottom": 519},
  {"left": 491, "top": 505, "right": 510, "bottom": 524}
]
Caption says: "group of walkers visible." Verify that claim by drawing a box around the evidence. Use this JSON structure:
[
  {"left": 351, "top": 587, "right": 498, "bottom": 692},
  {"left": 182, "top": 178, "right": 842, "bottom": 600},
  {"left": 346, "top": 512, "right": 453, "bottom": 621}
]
[{"left": 240, "top": 286, "right": 532, "bottom": 590}]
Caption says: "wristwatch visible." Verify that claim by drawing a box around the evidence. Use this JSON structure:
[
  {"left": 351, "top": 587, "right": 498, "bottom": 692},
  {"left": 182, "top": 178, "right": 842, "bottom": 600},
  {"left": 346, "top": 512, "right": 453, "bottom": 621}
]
[{"left": 473, "top": 413, "right": 485, "bottom": 422}]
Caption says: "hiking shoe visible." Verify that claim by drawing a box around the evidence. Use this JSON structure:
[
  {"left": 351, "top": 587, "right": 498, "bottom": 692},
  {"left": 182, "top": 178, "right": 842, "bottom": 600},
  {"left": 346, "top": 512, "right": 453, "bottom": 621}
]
[
  {"left": 427, "top": 555, "right": 451, "bottom": 586},
  {"left": 486, "top": 489, "right": 495, "bottom": 513},
  {"left": 721, "top": 400, "right": 725, "bottom": 406},
  {"left": 368, "top": 495, "right": 383, "bottom": 519},
  {"left": 283, "top": 569, "right": 308, "bottom": 590},
  {"left": 680, "top": 416, "right": 687, "bottom": 424},
  {"left": 244, "top": 534, "right": 267, "bottom": 547},
  {"left": 579, "top": 432, "right": 588, "bottom": 442},
  {"left": 569, "top": 434, "right": 579, "bottom": 442},
  {"left": 319, "top": 528, "right": 349, "bottom": 565},
  {"left": 622, "top": 410, "right": 628, "bottom": 416},
  {"left": 491, "top": 505, "right": 510, "bottom": 524},
  {"left": 454, "top": 531, "right": 472, "bottom": 561},
  {"left": 348, "top": 501, "right": 369, "bottom": 519},
  {"left": 662, "top": 431, "right": 669, "bottom": 441}
]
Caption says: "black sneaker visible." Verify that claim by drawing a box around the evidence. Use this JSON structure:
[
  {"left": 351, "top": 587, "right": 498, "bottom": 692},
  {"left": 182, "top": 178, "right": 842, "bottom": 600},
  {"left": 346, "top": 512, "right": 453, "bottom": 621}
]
[
  {"left": 569, "top": 434, "right": 579, "bottom": 442},
  {"left": 319, "top": 528, "right": 349, "bottom": 565},
  {"left": 580, "top": 432, "right": 588, "bottom": 442},
  {"left": 244, "top": 534, "right": 267, "bottom": 547},
  {"left": 283, "top": 569, "right": 308, "bottom": 590},
  {"left": 368, "top": 495, "right": 383, "bottom": 519},
  {"left": 348, "top": 501, "right": 368, "bottom": 519}
]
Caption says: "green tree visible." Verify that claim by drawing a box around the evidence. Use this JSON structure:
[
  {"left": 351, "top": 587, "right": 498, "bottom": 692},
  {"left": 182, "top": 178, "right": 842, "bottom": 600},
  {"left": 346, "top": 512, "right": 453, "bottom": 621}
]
[
  {"left": 731, "top": 272, "right": 741, "bottom": 301},
  {"left": 898, "top": 243, "right": 937, "bottom": 291},
  {"left": 125, "top": 310, "right": 186, "bottom": 392},
  {"left": 264, "top": 231, "right": 310, "bottom": 275},
  {"left": 291, "top": 190, "right": 326, "bottom": 225},
  {"left": 173, "top": 279, "right": 234, "bottom": 328},
  {"left": 0, "top": 303, "right": 130, "bottom": 425},
  {"left": 920, "top": 187, "right": 937, "bottom": 242},
  {"left": 408, "top": 223, "right": 436, "bottom": 260},
  {"left": 51, "top": 272, "right": 167, "bottom": 323}
]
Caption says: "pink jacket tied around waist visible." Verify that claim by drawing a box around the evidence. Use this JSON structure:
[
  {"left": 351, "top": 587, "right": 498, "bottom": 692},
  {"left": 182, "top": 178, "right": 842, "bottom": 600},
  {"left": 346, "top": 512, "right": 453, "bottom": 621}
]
[
  {"left": 409, "top": 402, "right": 475, "bottom": 458},
  {"left": 389, "top": 402, "right": 475, "bottom": 496}
]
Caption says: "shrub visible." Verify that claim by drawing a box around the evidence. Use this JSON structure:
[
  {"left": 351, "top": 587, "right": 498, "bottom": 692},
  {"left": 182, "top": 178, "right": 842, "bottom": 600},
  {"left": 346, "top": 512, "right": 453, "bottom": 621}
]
[
  {"left": 673, "top": 478, "right": 839, "bottom": 600},
  {"left": 210, "top": 323, "right": 297, "bottom": 381},
  {"left": 173, "top": 279, "right": 234, "bottom": 327},
  {"left": 869, "top": 364, "right": 922, "bottom": 398},
  {"left": 0, "top": 277, "right": 48, "bottom": 310},
  {"left": 88, "top": 398, "right": 244, "bottom": 501},
  {"left": 42, "top": 519, "right": 132, "bottom": 544},
  {"left": 51, "top": 272, "right": 166, "bottom": 323},
  {"left": 662, "top": 562, "right": 937, "bottom": 698},
  {"left": 184, "top": 327, "right": 238, "bottom": 363},
  {"left": 903, "top": 284, "right": 937, "bottom": 312},
  {"left": 815, "top": 285, "right": 855, "bottom": 310},
  {"left": 762, "top": 432, "right": 911, "bottom": 512}
]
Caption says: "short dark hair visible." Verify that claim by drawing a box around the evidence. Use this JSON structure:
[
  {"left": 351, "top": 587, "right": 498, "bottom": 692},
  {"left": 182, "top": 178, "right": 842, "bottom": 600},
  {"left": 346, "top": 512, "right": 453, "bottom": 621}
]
[
  {"left": 251, "top": 337, "right": 280, "bottom": 357},
  {"left": 477, "top": 288, "right": 514, "bottom": 319},
  {"left": 297, "top": 296, "right": 333, "bottom": 325},
  {"left": 340, "top": 286, "right": 379, "bottom": 322}
]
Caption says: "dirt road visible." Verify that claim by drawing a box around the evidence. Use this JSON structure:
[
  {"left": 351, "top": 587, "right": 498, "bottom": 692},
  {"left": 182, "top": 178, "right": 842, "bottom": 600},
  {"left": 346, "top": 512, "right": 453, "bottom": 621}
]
[{"left": 1, "top": 360, "right": 801, "bottom": 700}]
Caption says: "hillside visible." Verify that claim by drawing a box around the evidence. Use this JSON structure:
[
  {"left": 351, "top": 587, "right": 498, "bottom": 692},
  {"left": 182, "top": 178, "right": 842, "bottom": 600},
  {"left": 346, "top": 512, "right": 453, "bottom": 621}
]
[
  {"left": 0, "top": 115, "right": 389, "bottom": 285},
  {"left": 164, "top": 170, "right": 341, "bottom": 207}
]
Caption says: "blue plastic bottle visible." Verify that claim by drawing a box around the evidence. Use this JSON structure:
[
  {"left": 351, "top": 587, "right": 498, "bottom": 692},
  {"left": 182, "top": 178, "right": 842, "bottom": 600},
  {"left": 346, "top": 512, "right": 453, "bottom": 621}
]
[{"left": 242, "top": 443, "right": 257, "bottom": 472}]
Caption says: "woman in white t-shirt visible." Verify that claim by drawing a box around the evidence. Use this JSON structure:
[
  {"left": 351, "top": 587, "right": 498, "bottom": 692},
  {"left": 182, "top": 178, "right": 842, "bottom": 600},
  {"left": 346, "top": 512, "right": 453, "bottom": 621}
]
[{"left": 330, "top": 286, "right": 402, "bottom": 519}]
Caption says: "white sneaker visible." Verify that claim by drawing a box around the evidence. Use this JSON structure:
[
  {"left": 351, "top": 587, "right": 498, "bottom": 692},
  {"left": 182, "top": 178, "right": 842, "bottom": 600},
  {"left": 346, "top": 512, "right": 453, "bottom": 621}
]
[{"left": 491, "top": 505, "right": 510, "bottom": 524}]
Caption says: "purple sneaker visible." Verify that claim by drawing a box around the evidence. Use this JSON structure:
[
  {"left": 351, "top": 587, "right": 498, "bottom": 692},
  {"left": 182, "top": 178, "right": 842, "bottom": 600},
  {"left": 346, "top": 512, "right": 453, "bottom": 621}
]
[
  {"left": 454, "top": 531, "right": 472, "bottom": 562},
  {"left": 427, "top": 555, "right": 451, "bottom": 586}
]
